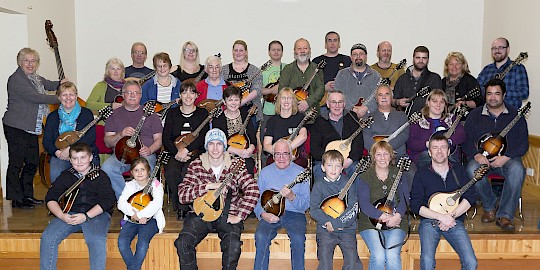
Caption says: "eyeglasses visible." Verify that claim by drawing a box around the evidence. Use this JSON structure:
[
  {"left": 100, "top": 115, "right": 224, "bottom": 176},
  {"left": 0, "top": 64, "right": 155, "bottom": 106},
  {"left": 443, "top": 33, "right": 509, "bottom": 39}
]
[
  {"left": 274, "top": 152, "right": 291, "bottom": 158},
  {"left": 123, "top": 91, "right": 141, "bottom": 95},
  {"left": 184, "top": 48, "right": 198, "bottom": 53},
  {"left": 280, "top": 96, "right": 293, "bottom": 101},
  {"left": 329, "top": 100, "right": 345, "bottom": 105},
  {"left": 22, "top": 59, "right": 37, "bottom": 64},
  {"left": 352, "top": 52, "right": 366, "bottom": 57},
  {"left": 491, "top": 46, "right": 507, "bottom": 52},
  {"left": 132, "top": 51, "right": 146, "bottom": 55}
]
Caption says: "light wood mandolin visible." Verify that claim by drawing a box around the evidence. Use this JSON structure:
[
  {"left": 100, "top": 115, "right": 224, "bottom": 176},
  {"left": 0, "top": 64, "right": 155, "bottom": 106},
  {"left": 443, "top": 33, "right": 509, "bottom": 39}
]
[
  {"left": 193, "top": 159, "right": 244, "bottom": 222},
  {"left": 174, "top": 102, "right": 223, "bottom": 154},
  {"left": 325, "top": 116, "right": 374, "bottom": 159},
  {"left": 227, "top": 105, "right": 258, "bottom": 150},
  {"left": 55, "top": 106, "right": 113, "bottom": 149},
  {"left": 428, "top": 164, "right": 489, "bottom": 214}
]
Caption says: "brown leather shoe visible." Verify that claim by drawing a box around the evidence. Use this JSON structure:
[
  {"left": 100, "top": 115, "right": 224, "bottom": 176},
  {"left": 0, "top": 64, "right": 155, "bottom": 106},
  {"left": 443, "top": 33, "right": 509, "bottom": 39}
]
[
  {"left": 496, "top": 217, "right": 515, "bottom": 231},
  {"left": 481, "top": 210, "right": 495, "bottom": 223}
]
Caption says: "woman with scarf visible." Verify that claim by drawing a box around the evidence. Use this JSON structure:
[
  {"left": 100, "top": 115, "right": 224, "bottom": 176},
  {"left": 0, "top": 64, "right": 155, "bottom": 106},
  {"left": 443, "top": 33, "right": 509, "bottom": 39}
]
[
  {"left": 86, "top": 57, "right": 126, "bottom": 112},
  {"left": 43, "top": 82, "right": 100, "bottom": 184},
  {"left": 3, "top": 48, "right": 66, "bottom": 208},
  {"left": 441, "top": 52, "right": 483, "bottom": 113}
]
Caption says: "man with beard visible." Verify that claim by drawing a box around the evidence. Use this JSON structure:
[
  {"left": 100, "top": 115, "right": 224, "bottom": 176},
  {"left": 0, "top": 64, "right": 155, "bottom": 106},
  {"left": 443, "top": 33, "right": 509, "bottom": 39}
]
[
  {"left": 393, "top": 46, "right": 442, "bottom": 114},
  {"left": 313, "top": 31, "right": 352, "bottom": 92},
  {"left": 280, "top": 38, "right": 325, "bottom": 114},
  {"left": 477, "top": 37, "right": 529, "bottom": 109},
  {"left": 335, "top": 43, "right": 381, "bottom": 118},
  {"left": 371, "top": 41, "right": 405, "bottom": 90},
  {"left": 464, "top": 79, "right": 528, "bottom": 231},
  {"left": 410, "top": 133, "right": 477, "bottom": 269}
]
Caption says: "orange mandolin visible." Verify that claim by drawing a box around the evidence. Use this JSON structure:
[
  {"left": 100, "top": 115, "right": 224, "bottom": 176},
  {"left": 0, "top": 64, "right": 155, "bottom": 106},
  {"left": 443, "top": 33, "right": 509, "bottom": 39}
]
[
  {"left": 227, "top": 105, "right": 258, "bottom": 150},
  {"left": 114, "top": 102, "right": 156, "bottom": 164}
]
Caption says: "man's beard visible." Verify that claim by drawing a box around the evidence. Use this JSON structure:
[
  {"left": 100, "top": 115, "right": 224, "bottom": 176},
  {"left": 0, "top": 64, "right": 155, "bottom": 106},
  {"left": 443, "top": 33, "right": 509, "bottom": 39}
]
[
  {"left": 414, "top": 62, "right": 426, "bottom": 71},
  {"left": 493, "top": 53, "right": 507, "bottom": 63},
  {"left": 354, "top": 59, "right": 364, "bottom": 68},
  {"left": 295, "top": 53, "right": 310, "bottom": 63}
]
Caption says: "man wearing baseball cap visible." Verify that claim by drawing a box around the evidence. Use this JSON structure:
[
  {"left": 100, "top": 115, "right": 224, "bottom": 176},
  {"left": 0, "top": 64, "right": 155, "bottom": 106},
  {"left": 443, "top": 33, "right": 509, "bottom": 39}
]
[
  {"left": 175, "top": 128, "right": 259, "bottom": 269},
  {"left": 335, "top": 43, "right": 381, "bottom": 119}
]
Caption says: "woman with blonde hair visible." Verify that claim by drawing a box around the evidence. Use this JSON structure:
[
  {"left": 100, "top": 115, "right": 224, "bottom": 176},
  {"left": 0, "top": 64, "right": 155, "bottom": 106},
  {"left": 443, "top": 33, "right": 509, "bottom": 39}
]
[
  {"left": 442, "top": 52, "right": 483, "bottom": 112},
  {"left": 171, "top": 41, "right": 207, "bottom": 82},
  {"left": 87, "top": 57, "right": 126, "bottom": 111}
]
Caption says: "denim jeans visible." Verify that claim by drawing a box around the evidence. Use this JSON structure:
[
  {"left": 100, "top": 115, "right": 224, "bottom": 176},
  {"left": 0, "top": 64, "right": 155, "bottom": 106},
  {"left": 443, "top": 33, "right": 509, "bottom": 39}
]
[
  {"left": 40, "top": 212, "right": 111, "bottom": 270},
  {"left": 50, "top": 155, "right": 101, "bottom": 184},
  {"left": 316, "top": 227, "right": 362, "bottom": 270},
  {"left": 467, "top": 157, "right": 525, "bottom": 220},
  {"left": 102, "top": 154, "right": 156, "bottom": 199},
  {"left": 118, "top": 218, "right": 159, "bottom": 270},
  {"left": 418, "top": 219, "right": 477, "bottom": 270},
  {"left": 254, "top": 211, "right": 306, "bottom": 270},
  {"left": 175, "top": 212, "right": 244, "bottom": 270},
  {"left": 359, "top": 229, "right": 405, "bottom": 270},
  {"left": 313, "top": 160, "right": 358, "bottom": 183}
]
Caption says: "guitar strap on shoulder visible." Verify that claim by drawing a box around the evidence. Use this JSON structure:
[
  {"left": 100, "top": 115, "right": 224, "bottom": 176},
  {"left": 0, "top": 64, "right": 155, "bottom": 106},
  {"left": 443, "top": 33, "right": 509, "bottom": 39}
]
[{"left": 450, "top": 168, "right": 461, "bottom": 188}]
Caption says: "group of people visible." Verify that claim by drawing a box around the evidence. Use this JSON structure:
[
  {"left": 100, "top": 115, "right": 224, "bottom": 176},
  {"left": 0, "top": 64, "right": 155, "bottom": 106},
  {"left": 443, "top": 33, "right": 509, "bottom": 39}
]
[{"left": 2, "top": 31, "right": 530, "bottom": 270}]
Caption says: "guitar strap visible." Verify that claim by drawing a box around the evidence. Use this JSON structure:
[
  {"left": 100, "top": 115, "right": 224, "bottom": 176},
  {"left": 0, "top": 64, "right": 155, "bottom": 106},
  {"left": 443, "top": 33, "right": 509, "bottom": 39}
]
[{"left": 451, "top": 168, "right": 462, "bottom": 188}]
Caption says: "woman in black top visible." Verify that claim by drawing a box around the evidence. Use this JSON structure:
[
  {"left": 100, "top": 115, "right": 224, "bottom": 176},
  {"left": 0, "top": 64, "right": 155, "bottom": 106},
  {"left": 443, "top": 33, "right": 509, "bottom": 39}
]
[
  {"left": 162, "top": 82, "right": 209, "bottom": 220},
  {"left": 171, "top": 41, "right": 207, "bottom": 83}
]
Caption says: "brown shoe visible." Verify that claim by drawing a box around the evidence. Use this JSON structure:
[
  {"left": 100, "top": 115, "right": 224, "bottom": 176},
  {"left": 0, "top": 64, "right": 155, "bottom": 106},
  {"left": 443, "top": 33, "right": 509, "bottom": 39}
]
[
  {"left": 481, "top": 210, "right": 495, "bottom": 223},
  {"left": 496, "top": 217, "right": 515, "bottom": 231}
]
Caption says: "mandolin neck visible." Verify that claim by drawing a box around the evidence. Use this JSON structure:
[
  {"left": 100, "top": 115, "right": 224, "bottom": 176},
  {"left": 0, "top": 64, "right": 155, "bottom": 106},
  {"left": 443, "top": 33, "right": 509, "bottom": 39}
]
[{"left": 53, "top": 47, "right": 65, "bottom": 80}]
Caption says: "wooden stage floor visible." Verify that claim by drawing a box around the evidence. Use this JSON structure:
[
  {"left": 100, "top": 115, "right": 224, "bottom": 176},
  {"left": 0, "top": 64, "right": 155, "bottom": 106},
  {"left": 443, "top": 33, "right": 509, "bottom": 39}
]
[{"left": 1, "top": 178, "right": 540, "bottom": 269}]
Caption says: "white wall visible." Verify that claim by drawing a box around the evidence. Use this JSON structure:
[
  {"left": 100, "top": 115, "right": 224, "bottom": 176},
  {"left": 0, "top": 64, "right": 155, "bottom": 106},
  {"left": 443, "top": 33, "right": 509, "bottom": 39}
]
[
  {"left": 0, "top": 11, "right": 28, "bottom": 198},
  {"left": 73, "top": 0, "right": 485, "bottom": 102},
  {"left": 483, "top": 0, "right": 540, "bottom": 133}
]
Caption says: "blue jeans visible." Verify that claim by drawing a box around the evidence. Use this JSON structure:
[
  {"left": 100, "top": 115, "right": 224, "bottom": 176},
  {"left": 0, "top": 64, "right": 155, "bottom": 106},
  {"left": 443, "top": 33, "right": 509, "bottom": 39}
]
[
  {"left": 467, "top": 157, "right": 525, "bottom": 220},
  {"left": 254, "top": 211, "right": 306, "bottom": 270},
  {"left": 359, "top": 229, "right": 405, "bottom": 270},
  {"left": 102, "top": 154, "right": 156, "bottom": 199},
  {"left": 313, "top": 160, "right": 358, "bottom": 182},
  {"left": 418, "top": 219, "right": 477, "bottom": 270},
  {"left": 118, "top": 218, "right": 159, "bottom": 270},
  {"left": 50, "top": 155, "right": 101, "bottom": 184},
  {"left": 40, "top": 212, "right": 111, "bottom": 270},
  {"left": 316, "top": 227, "right": 362, "bottom": 270}
]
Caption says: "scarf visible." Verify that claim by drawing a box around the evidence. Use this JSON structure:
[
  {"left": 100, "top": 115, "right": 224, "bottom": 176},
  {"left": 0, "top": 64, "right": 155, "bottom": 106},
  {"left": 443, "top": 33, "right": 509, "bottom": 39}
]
[
  {"left": 105, "top": 76, "right": 125, "bottom": 90},
  {"left": 58, "top": 102, "right": 82, "bottom": 134},
  {"left": 27, "top": 72, "right": 48, "bottom": 134}
]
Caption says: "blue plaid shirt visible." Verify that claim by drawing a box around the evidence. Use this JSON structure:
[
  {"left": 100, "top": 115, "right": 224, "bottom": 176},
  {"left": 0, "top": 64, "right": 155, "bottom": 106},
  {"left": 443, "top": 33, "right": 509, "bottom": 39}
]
[{"left": 477, "top": 57, "right": 529, "bottom": 109}]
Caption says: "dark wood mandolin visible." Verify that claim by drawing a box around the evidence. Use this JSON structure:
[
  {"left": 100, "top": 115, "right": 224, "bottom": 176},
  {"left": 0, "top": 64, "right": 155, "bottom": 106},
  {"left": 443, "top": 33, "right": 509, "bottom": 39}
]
[
  {"left": 232, "top": 61, "right": 272, "bottom": 99},
  {"left": 379, "top": 59, "right": 406, "bottom": 86},
  {"left": 55, "top": 106, "right": 113, "bottom": 149},
  {"left": 320, "top": 156, "right": 371, "bottom": 218},
  {"left": 174, "top": 102, "right": 223, "bottom": 154},
  {"left": 192, "top": 159, "right": 244, "bottom": 222},
  {"left": 494, "top": 52, "right": 528, "bottom": 80},
  {"left": 263, "top": 80, "right": 280, "bottom": 103},
  {"left": 260, "top": 169, "right": 311, "bottom": 216},
  {"left": 404, "top": 86, "right": 431, "bottom": 117},
  {"left": 372, "top": 112, "right": 421, "bottom": 143},
  {"left": 127, "top": 151, "right": 170, "bottom": 222},
  {"left": 227, "top": 105, "right": 258, "bottom": 150},
  {"left": 114, "top": 102, "right": 156, "bottom": 164},
  {"left": 477, "top": 102, "right": 531, "bottom": 159},
  {"left": 54, "top": 168, "right": 100, "bottom": 214},
  {"left": 369, "top": 157, "right": 411, "bottom": 230}
]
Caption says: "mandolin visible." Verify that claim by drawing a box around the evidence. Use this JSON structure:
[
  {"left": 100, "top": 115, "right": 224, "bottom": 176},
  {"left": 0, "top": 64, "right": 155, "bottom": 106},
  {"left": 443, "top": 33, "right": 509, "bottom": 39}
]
[
  {"left": 266, "top": 107, "right": 318, "bottom": 166},
  {"left": 429, "top": 106, "right": 468, "bottom": 154},
  {"left": 125, "top": 70, "right": 156, "bottom": 86},
  {"left": 320, "top": 156, "right": 371, "bottom": 218},
  {"left": 404, "top": 86, "right": 431, "bottom": 117},
  {"left": 428, "top": 164, "right": 489, "bottom": 215},
  {"left": 154, "top": 100, "right": 178, "bottom": 121},
  {"left": 193, "top": 159, "right": 244, "bottom": 222},
  {"left": 494, "top": 52, "right": 528, "bottom": 80},
  {"left": 227, "top": 105, "right": 258, "bottom": 150},
  {"left": 477, "top": 102, "right": 531, "bottom": 159},
  {"left": 379, "top": 59, "right": 406, "bottom": 86},
  {"left": 325, "top": 116, "right": 374, "bottom": 159},
  {"left": 127, "top": 151, "right": 170, "bottom": 222},
  {"left": 174, "top": 102, "right": 223, "bottom": 154},
  {"left": 54, "top": 168, "right": 100, "bottom": 214},
  {"left": 261, "top": 168, "right": 311, "bottom": 216},
  {"left": 369, "top": 157, "right": 411, "bottom": 230},
  {"left": 263, "top": 80, "right": 280, "bottom": 103},
  {"left": 232, "top": 60, "right": 273, "bottom": 99},
  {"left": 294, "top": 60, "right": 326, "bottom": 103},
  {"left": 197, "top": 99, "right": 223, "bottom": 112},
  {"left": 373, "top": 112, "right": 422, "bottom": 143},
  {"left": 114, "top": 102, "right": 156, "bottom": 164},
  {"left": 44, "top": 20, "right": 86, "bottom": 114},
  {"left": 55, "top": 106, "right": 113, "bottom": 149}
]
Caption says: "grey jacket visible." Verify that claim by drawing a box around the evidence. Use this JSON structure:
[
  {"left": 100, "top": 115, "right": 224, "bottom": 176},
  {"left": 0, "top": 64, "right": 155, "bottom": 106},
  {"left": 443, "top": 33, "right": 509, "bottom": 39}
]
[
  {"left": 334, "top": 65, "right": 380, "bottom": 112},
  {"left": 3, "top": 67, "right": 60, "bottom": 132}
]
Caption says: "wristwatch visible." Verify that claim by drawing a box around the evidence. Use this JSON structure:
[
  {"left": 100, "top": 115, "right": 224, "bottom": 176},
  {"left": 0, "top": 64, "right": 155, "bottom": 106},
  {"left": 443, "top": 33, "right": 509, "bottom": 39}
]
[{"left": 84, "top": 212, "right": 92, "bottom": 221}]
